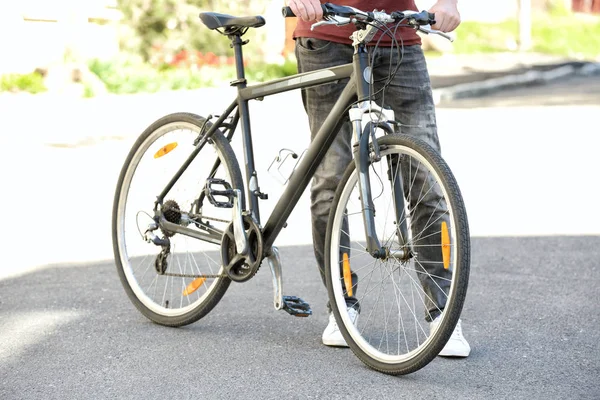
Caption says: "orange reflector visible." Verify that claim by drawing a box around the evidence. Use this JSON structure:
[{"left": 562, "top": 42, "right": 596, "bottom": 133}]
[
  {"left": 183, "top": 277, "right": 206, "bottom": 296},
  {"left": 154, "top": 142, "right": 178, "bottom": 158},
  {"left": 342, "top": 252, "right": 353, "bottom": 297},
  {"left": 441, "top": 221, "right": 451, "bottom": 270}
]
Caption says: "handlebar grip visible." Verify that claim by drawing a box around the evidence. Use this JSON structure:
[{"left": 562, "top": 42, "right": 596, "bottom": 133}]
[
  {"left": 409, "top": 10, "right": 436, "bottom": 26},
  {"left": 281, "top": 5, "right": 329, "bottom": 18},
  {"left": 282, "top": 6, "right": 295, "bottom": 17}
]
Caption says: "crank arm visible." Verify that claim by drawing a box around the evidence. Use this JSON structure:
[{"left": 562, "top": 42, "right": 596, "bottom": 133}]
[
  {"left": 232, "top": 189, "right": 248, "bottom": 255},
  {"left": 266, "top": 246, "right": 284, "bottom": 310}
]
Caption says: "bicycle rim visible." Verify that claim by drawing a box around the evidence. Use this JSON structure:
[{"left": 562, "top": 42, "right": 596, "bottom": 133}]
[{"left": 326, "top": 135, "right": 470, "bottom": 374}]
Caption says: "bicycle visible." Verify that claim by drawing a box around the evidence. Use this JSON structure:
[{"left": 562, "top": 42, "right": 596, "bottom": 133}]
[{"left": 112, "top": 2, "right": 470, "bottom": 375}]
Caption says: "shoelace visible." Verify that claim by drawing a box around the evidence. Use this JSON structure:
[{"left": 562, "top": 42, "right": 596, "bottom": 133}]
[
  {"left": 329, "top": 315, "right": 341, "bottom": 332},
  {"left": 330, "top": 309, "right": 358, "bottom": 332},
  {"left": 450, "top": 321, "right": 463, "bottom": 339}
]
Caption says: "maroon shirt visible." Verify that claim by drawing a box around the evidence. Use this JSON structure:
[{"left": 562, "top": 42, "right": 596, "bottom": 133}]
[{"left": 293, "top": 1, "right": 422, "bottom": 46}]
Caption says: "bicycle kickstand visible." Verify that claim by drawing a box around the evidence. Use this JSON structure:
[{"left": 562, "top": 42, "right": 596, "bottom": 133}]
[{"left": 266, "top": 246, "right": 312, "bottom": 317}]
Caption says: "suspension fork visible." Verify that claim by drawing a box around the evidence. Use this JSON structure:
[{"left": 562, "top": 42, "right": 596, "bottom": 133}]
[
  {"left": 350, "top": 103, "right": 412, "bottom": 260},
  {"left": 349, "top": 102, "right": 395, "bottom": 258}
]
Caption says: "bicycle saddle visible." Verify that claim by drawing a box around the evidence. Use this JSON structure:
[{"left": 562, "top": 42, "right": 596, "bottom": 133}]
[{"left": 199, "top": 12, "right": 266, "bottom": 31}]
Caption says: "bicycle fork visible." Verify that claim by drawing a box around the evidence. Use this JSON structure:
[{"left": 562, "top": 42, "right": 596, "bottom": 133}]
[{"left": 350, "top": 102, "right": 411, "bottom": 261}]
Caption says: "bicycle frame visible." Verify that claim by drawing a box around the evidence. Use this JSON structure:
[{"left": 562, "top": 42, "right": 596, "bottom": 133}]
[{"left": 157, "top": 33, "right": 407, "bottom": 259}]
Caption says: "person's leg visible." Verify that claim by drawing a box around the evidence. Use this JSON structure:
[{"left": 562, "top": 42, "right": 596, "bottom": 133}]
[
  {"left": 295, "top": 38, "right": 358, "bottom": 312},
  {"left": 372, "top": 45, "right": 470, "bottom": 356},
  {"left": 371, "top": 45, "right": 449, "bottom": 321}
]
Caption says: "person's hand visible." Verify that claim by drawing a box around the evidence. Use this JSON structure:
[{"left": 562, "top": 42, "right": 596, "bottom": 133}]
[
  {"left": 287, "top": 0, "right": 323, "bottom": 22},
  {"left": 428, "top": 0, "right": 460, "bottom": 32}
]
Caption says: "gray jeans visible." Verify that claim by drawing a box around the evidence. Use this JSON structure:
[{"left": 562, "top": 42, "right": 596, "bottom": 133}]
[{"left": 295, "top": 39, "right": 449, "bottom": 320}]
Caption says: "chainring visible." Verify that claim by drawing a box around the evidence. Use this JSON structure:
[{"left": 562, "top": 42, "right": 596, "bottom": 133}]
[{"left": 221, "top": 215, "right": 263, "bottom": 282}]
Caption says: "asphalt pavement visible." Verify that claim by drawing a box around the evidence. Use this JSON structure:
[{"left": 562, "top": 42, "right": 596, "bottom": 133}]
[{"left": 1, "top": 237, "right": 598, "bottom": 399}]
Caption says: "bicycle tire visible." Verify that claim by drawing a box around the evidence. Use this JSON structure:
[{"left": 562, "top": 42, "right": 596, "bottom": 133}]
[
  {"left": 112, "top": 112, "right": 243, "bottom": 327},
  {"left": 324, "top": 134, "right": 470, "bottom": 375}
]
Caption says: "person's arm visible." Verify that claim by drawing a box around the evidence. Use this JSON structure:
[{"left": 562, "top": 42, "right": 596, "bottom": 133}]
[
  {"left": 286, "top": 0, "right": 324, "bottom": 22},
  {"left": 427, "top": 0, "right": 461, "bottom": 32}
]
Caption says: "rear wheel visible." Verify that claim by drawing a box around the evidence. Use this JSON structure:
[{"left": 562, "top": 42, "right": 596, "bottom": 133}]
[
  {"left": 112, "top": 112, "right": 243, "bottom": 327},
  {"left": 325, "top": 134, "right": 470, "bottom": 375}
]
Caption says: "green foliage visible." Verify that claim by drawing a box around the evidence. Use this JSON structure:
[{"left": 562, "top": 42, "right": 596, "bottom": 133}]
[
  {"left": 453, "top": 20, "right": 519, "bottom": 54},
  {"left": 88, "top": 54, "right": 297, "bottom": 94},
  {"left": 249, "top": 58, "right": 298, "bottom": 82},
  {"left": 89, "top": 56, "right": 207, "bottom": 93},
  {"left": 453, "top": 14, "right": 600, "bottom": 59},
  {"left": 116, "top": 0, "right": 269, "bottom": 62},
  {"left": 82, "top": 83, "right": 96, "bottom": 98},
  {"left": 0, "top": 72, "right": 47, "bottom": 94},
  {"left": 117, "top": 0, "right": 216, "bottom": 61},
  {"left": 546, "top": 0, "right": 572, "bottom": 17},
  {"left": 531, "top": 16, "right": 600, "bottom": 58}
]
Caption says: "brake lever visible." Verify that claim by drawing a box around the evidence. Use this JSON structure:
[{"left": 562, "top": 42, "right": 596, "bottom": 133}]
[
  {"left": 417, "top": 25, "right": 455, "bottom": 42},
  {"left": 311, "top": 16, "right": 352, "bottom": 30}
]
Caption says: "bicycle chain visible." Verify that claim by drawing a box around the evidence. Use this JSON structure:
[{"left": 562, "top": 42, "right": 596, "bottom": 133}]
[
  {"left": 188, "top": 212, "right": 230, "bottom": 224},
  {"left": 162, "top": 272, "right": 227, "bottom": 279}
]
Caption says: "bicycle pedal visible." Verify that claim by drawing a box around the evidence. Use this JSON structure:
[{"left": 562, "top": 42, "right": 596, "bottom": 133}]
[
  {"left": 205, "top": 178, "right": 235, "bottom": 208},
  {"left": 281, "top": 295, "right": 312, "bottom": 317}
]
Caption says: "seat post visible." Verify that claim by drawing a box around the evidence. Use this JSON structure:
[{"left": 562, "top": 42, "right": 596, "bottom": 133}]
[
  {"left": 228, "top": 32, "right": 261, "bottom": 222},
  {"left": 229, "top": 34, "right": 247, "bottom": 87}
]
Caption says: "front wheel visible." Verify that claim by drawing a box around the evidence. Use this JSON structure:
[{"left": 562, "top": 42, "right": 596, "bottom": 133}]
[
  {"left": 112, "top": 112, "right": 244, "bottom": 327},
  {"left": 325, "top": 134, "right": 470, "bottom": 375}
]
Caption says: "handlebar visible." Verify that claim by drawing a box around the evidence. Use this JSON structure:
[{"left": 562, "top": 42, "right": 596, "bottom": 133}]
[
  {"left": 282, "top": 3, "right": 434, "bottom": 25},
  {"left": 282, "top": 2, "right": 453, "bottom": 42}
]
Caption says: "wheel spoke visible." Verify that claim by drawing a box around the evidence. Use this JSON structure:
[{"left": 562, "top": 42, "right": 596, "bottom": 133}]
[
  {"left": 114, "top": 115, "right": 241, "bottom": 325},
  {"left": 326, "top": 136, "right": 469, "bottom": 374}
]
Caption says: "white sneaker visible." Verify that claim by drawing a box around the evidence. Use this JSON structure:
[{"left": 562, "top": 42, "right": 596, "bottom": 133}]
[
  {"left": 322, "top": 307, "right": 359, "bottom": 347},
  {"left": 430, "top": 317, "right": 471, "bottom": 357}
]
